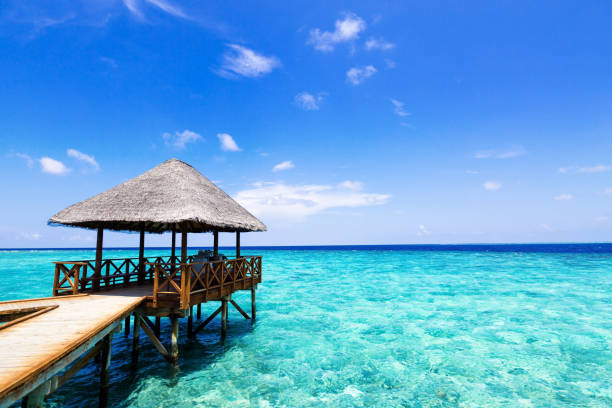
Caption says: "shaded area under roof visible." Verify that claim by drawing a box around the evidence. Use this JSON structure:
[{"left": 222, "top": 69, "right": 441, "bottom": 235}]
[{"left": 48, "top": 159, "right": 267, "bottom": 233}]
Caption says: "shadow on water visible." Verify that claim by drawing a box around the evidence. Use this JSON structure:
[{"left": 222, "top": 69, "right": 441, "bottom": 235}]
[{"left": 39, "top": 310, "right": 257, "bottom": 408}]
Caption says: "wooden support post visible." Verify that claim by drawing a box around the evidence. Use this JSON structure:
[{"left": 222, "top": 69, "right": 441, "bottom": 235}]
[
  {"left": 181, "top": 232, "right": 187, "bottom": 262},
  {"left": 197, "top": 303, "right": 201, "bottom": 319},
  {"left": 21, "top": 383, "right": 46, "bottom": 408},
  {"left": 155, "top": 317, "right": 161, "bottom": 337},
  {"left": 213, "top": 231, "right": 219, "bottom": 259},
  {"left": 191, "top": 306, "right": 222, "bottom": 336},
  {"left": 221, "top": 298, "right": 228, "bottom": 339},
  {"left": 188, "top": 306, "right": 193, "bottom": 337},
  {"left": 132, "top": 314, "right": 140, "bottom": 365},
  {"left": 124, "top": 316, "right": 130, "bottom": 336},
  {"left": 171, "top": 228, "right": 176, "bottom": 270},
  {"left": 94, "top": 227, "right": 103, "bottom": 292},
  {"left": 138, "top": 228, "right": 145, "bottom": 285},
  {"left": 170, "top": 315, "right": 179, "bottom": 365},
  {"left": 251, "top": 287, "right": 256, "bottom": 321},
  {"left": 236, "top": 232, "right": 240, "bottom": 258},
  {"left": 139, "top": 317, "right": 170, "bottom": 362},
  {"left": 99, "top": 333, "right": 112, "bottom": 408},
  {"left": 230, "top": 299, "right": 250, "bottom": 319}
]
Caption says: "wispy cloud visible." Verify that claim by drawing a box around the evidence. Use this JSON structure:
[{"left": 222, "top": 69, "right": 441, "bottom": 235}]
[
  {"left": 595, "top": 216, "right": 609, "bottom": 223},
  {"left": 40, "top": 157, "right": 70, "bottom": 175},
  {"left": 294, "top": 92, "right": 326, "bottom": 111},
  {"left": 346, "top": 65, "right": 376, "bottom": 85},
  {"left": 218, "top": 44, "right": 280, "bottom": 79},
  {"left": 163, "top": 129, "right": 202, "bottom": 149},
  {"left": 339, "top": 180, "right": 363, "bottom": 190},
  {"left": 483, "top": 181, "right": 502, "bottom": 191},
  {"left": 604, "top": 187, "right": 612, "bottom": 195},
  {"left": 390, "top": 99, "right": 410, "bottom": 117},
  {"left": 67, "top": 148, "right": 99, "bottom": 170},
  {"left": 308, "top": 13, "right": 366, "bottom": 52},
  {"left": 100, "top": 57, "right": 117, "bottom": 69},
  {"left": 234, "top": 181, "right": 389, "bottom": 219},
  {"left": 20, "top": 232, "right": 41, "bottom": 240},
  {"left": 217, "top": 133, "right": 241, "bottom": 152},
  {"left": 417, "top": 225, "right": 431, "bottom": 236},
  {"left": 559, "top": 164, "right": 611, "bottom": 174},
  {"left": 273, "top": 161, "right": 294, "bottom": 172},
  {"left": 15, "top": 153, "right": 34, "bottom": 168},
  {"left": 474, "top": 146, "right": 526, "bottom": 159},
  {"left": 554, "top": 193, "right": 573, "bottom": 201},
  {"left": 123, "top": 0, "right": 186, "bottom": 20},
  {"left": 365, "top": 37, "right": 394, "bottom": 51}
]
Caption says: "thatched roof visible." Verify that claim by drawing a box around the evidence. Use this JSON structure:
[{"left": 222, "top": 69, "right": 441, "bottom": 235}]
[{"left": 49, "top": 159, "right": 266, "bottom": 233}]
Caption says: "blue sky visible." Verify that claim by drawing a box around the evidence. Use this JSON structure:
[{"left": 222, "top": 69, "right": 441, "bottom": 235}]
[{"left": 1, "top": 0, "right": 611, "bottom": 247}]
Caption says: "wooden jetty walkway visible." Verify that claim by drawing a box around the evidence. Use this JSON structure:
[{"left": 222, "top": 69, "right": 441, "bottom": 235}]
[{"left": 0, "top": 159, "right": 268, "bottom": 407}]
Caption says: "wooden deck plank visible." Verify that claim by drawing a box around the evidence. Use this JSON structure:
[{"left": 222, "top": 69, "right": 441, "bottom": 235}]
[{"left": 0, "top": 287, "right": 151, "bottom": 403}]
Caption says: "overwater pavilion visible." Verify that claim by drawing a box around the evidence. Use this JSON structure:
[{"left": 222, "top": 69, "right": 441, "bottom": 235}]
[{"left": 48, "top": 158, "right": 265, "bottom": 361}]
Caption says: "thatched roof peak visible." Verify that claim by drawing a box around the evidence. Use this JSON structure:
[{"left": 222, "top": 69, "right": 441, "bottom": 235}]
[{"left": 49, "top": 158, "right": 266, "bottom": 233}]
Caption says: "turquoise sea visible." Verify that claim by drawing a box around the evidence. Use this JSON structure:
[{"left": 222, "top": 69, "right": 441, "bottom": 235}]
[{"left": 1, "top": 245, "right": 611, "bottom": 407}]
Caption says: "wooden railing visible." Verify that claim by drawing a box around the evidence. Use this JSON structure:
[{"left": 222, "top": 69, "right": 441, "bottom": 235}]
[
  {"left": 151, "top": 256, "right": 263, "bottom": 309},
  {"left": 53, "top": 255, "right": 185, "bottom": 294},
  {"left": 52, "top": 255, "right": 262, "bottom": 309}
]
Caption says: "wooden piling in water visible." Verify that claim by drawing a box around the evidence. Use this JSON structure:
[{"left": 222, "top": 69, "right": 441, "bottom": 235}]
[
  {"left": 99, "top": 333, "right": 112, "bottom": 408},
  {"left": 170, "top": 315, "right": 179, "bottom": 364},
  {"left": 132, "top": 314, "right": 140, "bottom": 365}
]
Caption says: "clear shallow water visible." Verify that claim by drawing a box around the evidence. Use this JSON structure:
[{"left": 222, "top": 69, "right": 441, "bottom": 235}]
[{"left": 0, "top": 246, "right": 611, "bottom": 407}]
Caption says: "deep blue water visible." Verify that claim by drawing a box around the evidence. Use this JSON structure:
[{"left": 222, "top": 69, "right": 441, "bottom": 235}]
[{"left": 0, "top": 245, "right": 610, "bottom": 407}]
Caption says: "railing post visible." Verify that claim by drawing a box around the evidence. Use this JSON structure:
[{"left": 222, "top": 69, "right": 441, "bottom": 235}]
[
  {"left": 153, "top": 264, "right": 159, "bottom": 308},
  {"left": 73, "top": 265, "right": 80, "bottom": 295},
  {"left": 52, "top": 264, "right": 60, "bottom": 296},
  {"left": 81, "top": 264, "right": 88, "bottom": 292}
]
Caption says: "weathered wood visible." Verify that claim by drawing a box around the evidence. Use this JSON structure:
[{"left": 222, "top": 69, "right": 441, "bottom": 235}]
[
  {"left": 99, "top": 333, "right": 112, "bottom": 408},
  {"left": 94, "top": 227, "right": 103, "bottom": 292},
  {"left": 124, "top": 316, "right": 130, "bottom": 336},
  {"left": 154, "top": 317, "right": 161, "bottom": 337},
  {"left": 170, "top": 316, "right": 179, "bottom": 365},
  {"left": 192, "top": 306, "right": 222, "bottom": 336},
  {"left": 213, "top": 231, "right": 219, "bottom": 259},
  {"left": 20, "top": 383, "right": 45, "bottom": 408},
  {"left": 0, "top": 306, "right": 58, "bottom": 331},
  {"left": 138, "top": 229, "right": 145, "bottom": 285},
  {"left": 251, "top": 287, "right": 256, "bottom": 321},
  {"left": 197, "top": 303, "right": 201, "bottom": 320},
  {"left": 188, "top": 306, "right": 193, "bottom": 337},
  {"left": 236, "top": 232, "right": 240, "bottom": 258},
  {"left": 181, "top": 232, "right": 187, "bottom": 263},
  {"left": 230, "top": 299, "right": 250, "bottom": 319},
  {"left": 221, "top": 298, "right": 228, "bottom": 339},
  {"left": 132, "top": 313, "right": 140, "bottom": 365},
  {"left": 138, "top": 316, "right": 169, "bottom": 361},
  {"left": 56, "top": 341, "right": 103, "bottom": 390}
]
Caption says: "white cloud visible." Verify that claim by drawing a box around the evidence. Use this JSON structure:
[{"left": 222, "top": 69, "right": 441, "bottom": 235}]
[
  {"left": 483, "top": 181, "right": 502, "bottom": 191},
  {"left": 294, "top": 92, "right": 326, "bottom": 111},
  {"left": 15, "top": 153, "right": 34, "bottom": 168},
  {"left": 40, "top": 157, "right": 70, "bottom": 175},
  {"left": 20, "top": 232, "right": 41, "bottom": 240},
  {"left": 308, "top": 13, "right": 366, "bottom": 52},
  {"left": 217, "top": 133, "right": 241, "bottom": 152},
  {"left": 67, "top": 148, "right": 99, "bottom": 170},
  {"left": 474, "top": 147, "right": 526, "bottom": 159},
  {"left": 163, "top": 129, "right": 202, "bottom": 149},
  {"left": 365, "top": 37, "right": 394, "bottom": 51},
  {"left": 466, "top": 170, "right": 479, "bottom": 175},
  {"left": 554, "top": 193, "right": 573, "bottom": 201},
  {"left": 540, "top": 223, "right": 553, "bottom": 232},
  {"left": 234, "top": 181, "right": 389, "bottom": 219},
  {"left": 219, "top": 44, "right": 280, "bottom": 78},
  {"left": 346, "top": 65, "right": 376, "bottom": 85},
  {"left": 595, "top": 216, "right": 609, "bottom": 223},
  {"left": 604, "top": 187, "right": 612, "bottom": 194},
  {"left": 390, "top": 99, "right": 410, "bottom": 117},
  {"left": 339, "top": 180, "right": 363, "bottom": 190},
  {"left": 385, "top": 59, "right": 397, "bottom": 69},
  {"left": 417, "top": 225, "right": 431, "bottom": 236},
  {"left": 123, "top": 0, "right": 186, "bottom": 20},
  {"left": 559, "top": 165, "right": 611, "bottom": 174},
  {"left": 273, "top": 161, "right": 294, "bottom": 172},
  {"left": 100, "top": 57, "right": 118, "bottom": 69}
]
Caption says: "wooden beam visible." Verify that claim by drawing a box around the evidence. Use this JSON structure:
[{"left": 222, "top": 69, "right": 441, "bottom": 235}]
[
  {"left": 197, "top": 303, "right": 201, "bottom": 320},
  {"left": 94, "top": 227, "right": 103, "bottom": 292},
  {"left": 171, "top": 229, "right": 176, "bottom": 267},
  {"left": 230, "top": 299, "right": 250, "bottom": 319},
  {"left": 132, "top": 314, "right": 140, "bottom": 365},
  {"left": 170, "top": 316, "right": 179, "bottom": 365},
  {"left": 138, "top": 229, "right": 145, "bottom": 284},
  {"left": 124, "top": 316, "right": 130, "bottom": 337},
  {"left": 236, "top": 232, "right": 240, "bottom": 258},
  {"left": 221, "top": 298, "right": 228, "bottom": 339},
  {"left": 99, "top": 333, "right": 112, "bottom": 408},
  {"left": 181, "top": 232, "right": 187, "bottom": 263},
  {"left": 20, "top": 383, "right": 45, "bottom": 408},
  {"left": 139, "top": 316, "right": 169, "bottom": 361},
  {"left": 251, "top": 288, "right": 256, "bottom": 321},
  {"left": 213, "top": 231, "right": 219, "bottom": 259},
  {"left": 191, "top": 306, "right": 222, "bottom": 336},
  {"left": 187, "top": 306, "right": 193, "bottom": 337},
  {"left": 154, "top": 317, "right": 161, "bottom": 337}
]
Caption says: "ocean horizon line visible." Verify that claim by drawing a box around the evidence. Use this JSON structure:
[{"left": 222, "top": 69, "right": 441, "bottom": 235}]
[{"left": 2, "top": 242, "right": 612, "bottom": 253}]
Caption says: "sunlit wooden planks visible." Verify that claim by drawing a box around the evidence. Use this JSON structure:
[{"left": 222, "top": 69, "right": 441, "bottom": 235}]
[{"left": 0, "top": 287, "right": 150, "bottom": 405}]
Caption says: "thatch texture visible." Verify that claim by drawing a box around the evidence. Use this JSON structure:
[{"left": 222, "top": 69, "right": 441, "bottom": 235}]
[{"left": 49, "top": 159, "right": 266, "bottom": 233}]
